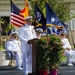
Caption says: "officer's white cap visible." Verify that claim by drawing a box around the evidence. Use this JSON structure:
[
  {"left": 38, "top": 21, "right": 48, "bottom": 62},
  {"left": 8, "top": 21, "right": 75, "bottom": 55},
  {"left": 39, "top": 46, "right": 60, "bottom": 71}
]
[
  {"left": 24, "top": 16, "right": 33, "bottom": 21},
  {"left": 36, "top": 28, "right": 43, "bottom": 33},
  {"left": 10, "top": 32, "right": 18, "bottom": 36}
]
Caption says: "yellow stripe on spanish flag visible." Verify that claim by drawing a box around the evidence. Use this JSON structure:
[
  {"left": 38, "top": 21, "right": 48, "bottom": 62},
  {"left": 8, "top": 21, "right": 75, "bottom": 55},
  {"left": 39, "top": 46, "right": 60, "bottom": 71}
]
[{"left": 21, "top": 0, "right": 29, "bottom": 18}]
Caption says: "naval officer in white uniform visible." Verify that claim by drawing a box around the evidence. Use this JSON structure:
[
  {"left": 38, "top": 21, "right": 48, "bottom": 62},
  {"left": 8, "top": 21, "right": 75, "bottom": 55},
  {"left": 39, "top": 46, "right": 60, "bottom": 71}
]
[
  {"left": 6, "top": 32, "right": 22, "bottom": 70},
  {"left": 35, "top": 28, "right": 43, "bottom": 39},
  {"left": 18, "top": 16, "right": 37, "bottom": 75},
  {"left": 60, "top": 31, "right": 75, "bottom": 66}
]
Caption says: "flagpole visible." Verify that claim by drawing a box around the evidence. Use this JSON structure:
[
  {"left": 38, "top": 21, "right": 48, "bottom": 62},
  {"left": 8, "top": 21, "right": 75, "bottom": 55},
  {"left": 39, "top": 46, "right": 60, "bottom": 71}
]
[
  {"left": 24, "top": 0, "right": 26, "bottom": 12},
  {"left": 34, "top": 0, "right": 37, "bottom": 29},
  {"left": 45, "top": 0, "right": 49, "bottom": 38},
  {"left": 25, "top": 0, "right": 26, "bottom": 5},
  {"left": 34, "top": 0, "right": 37, "bottom": 9},
  {"left": 10, "top": 0, "right": 13, "bottom": 33},
  {"left": 25, "top": 0, "right": 26, "bottom": 3}
]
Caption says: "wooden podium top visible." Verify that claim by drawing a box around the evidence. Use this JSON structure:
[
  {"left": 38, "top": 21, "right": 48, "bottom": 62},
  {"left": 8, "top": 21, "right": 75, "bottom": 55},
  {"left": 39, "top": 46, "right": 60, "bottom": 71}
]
[{"left": 27, "top": 38, "right": 38, "bottom": 44}]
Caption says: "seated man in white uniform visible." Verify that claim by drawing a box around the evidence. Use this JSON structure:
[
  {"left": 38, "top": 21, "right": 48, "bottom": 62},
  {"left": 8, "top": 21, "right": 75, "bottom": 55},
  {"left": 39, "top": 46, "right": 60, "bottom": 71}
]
[
  {"left": 60, "top": 31, "right": 75, "bottom": 66},
  {"left": 6, "top": 32, "right": 22, "bottom": 70}
]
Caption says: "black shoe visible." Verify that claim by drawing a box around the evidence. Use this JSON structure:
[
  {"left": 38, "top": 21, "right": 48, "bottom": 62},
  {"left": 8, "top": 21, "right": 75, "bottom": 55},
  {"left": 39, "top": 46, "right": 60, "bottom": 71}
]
[{"left": 28, "top": 73, "right": 32, "bottom": 75}]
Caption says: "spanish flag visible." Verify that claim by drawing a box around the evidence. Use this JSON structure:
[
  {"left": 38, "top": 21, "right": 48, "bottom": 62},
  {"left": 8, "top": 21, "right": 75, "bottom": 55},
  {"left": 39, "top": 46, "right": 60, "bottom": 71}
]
[{"left": 21, "top": 0, "right": 29, "bottom": 18}]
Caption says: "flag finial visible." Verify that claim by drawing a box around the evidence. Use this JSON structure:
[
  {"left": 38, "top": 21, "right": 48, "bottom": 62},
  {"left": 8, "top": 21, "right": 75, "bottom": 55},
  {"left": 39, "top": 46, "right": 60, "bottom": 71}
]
[
  {"left": 34, "top": 0, "right": 37, "bottom": 2},
  {"left": 46, "top": 0, "right": 48, "bottom": 3},
  {"left": 12, "top": 0, "right": 14, "bottom": 2}
]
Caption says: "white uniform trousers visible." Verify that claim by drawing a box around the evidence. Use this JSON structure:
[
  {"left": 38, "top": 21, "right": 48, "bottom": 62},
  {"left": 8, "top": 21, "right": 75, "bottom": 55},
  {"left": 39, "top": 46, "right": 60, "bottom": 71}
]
[
  {"left": 11, "top": 51, "right": 22, "bottom": 69},
  {"left": 22, "top": 52, "right": 28, "bottom": 75},
  {"left": 64, "top": 50, "right": 75, "bottom": 64},
  {"left": 22, "top": 44, "right": 32, "bottom": 75}
]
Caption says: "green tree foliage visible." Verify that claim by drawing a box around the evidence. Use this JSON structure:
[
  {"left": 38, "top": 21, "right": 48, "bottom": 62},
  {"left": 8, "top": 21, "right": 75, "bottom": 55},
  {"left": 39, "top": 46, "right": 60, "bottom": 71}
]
[
  {"left": 28, "top": 0, "right": 74, "bottom": 22},
  {"left": 0, "top": 18, "right": 6, "bottom": 24},
  {"left": 3, "top": 24, "right": 14, "bottom": 35},
  {"left": 0, "top": 17, "right": 6, "bottom": 34},
  {"left": 0, "top": 17, "right": 15, "bottom": 35}
]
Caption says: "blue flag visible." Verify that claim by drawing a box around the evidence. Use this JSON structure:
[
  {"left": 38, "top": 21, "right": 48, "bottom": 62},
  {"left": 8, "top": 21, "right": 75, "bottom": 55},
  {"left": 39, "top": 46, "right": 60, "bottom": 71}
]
[
  {"left": 52, "top": 26, "right": 61, "bottom": 35},
  {"left": 11, "top": 0, "right": 21, "bottom": 14},
  {"left": 34, "top": 3, "right": 46, "bottom": 31},
  {"left": 47, "top": 27, "right": 51, "bottom": 34},
  {"left": 46, "top": 2, "right": 63, "bottom": 28}
]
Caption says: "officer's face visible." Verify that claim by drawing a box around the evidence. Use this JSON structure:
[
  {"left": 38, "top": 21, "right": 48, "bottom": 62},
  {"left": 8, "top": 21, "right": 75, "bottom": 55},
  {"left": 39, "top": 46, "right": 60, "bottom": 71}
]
[
  {"left": 26, "top": 21, "right": 32, "bottom": 25},
  {"left": 60, "top": 34, "right": 65, "bottom": 38},
  {"left": 36, "top": 32, "right": 42, "bottom": 37},
  {"left": 12, "top": 36, "right": 17, "bottom": 39}
]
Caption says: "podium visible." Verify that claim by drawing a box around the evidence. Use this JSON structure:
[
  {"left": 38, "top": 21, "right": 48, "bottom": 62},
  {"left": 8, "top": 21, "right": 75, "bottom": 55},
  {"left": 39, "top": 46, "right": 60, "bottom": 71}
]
[{"left": 28, "top": 38, "right": 38, "bottom": 74}]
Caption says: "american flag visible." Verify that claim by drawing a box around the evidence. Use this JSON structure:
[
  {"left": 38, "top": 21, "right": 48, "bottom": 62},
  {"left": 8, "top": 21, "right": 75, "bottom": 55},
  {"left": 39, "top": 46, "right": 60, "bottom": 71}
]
[{"left": 11, "top": 0, "right": 25, "bottom": 27}]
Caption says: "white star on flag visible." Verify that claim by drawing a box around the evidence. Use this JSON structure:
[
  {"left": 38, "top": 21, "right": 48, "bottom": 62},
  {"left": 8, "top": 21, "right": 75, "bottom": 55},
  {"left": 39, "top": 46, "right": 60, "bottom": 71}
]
[{"left": 51, "top": 17, "right": 55, "bottom": 23}]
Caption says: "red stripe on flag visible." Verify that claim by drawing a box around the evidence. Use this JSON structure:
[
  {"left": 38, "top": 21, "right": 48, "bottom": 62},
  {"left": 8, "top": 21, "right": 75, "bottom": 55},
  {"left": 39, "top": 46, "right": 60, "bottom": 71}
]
[
  {"left": 11, "top": 18, "right": 25, "bottom": 25},
  {"left": 11, "top": 13, "right": 25, "bottom": 27},
  {"left": 11, "top": 13, "right": 25, "bottom": 22},
  {"left": 11, "top": 22, "right": 21, "bottom": 27},
  {"left": 11, "top": 19, "right": 24, "bottom": 26}
]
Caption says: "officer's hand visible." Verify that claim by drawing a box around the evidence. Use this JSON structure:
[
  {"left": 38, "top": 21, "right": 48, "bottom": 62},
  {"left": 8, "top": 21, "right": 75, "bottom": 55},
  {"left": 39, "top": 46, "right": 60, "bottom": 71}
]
[
  {"left": 67, "top": 48, "right": 70, "bottom": 51},
  {"left": 14, "top": 51, "right": 17, "bottom": 54},
  {"left": 27, "top": 38, "right": 38, "bottom": 44},
  {"left": 64, "top": 48, "right": 70, "bottom": 51}
]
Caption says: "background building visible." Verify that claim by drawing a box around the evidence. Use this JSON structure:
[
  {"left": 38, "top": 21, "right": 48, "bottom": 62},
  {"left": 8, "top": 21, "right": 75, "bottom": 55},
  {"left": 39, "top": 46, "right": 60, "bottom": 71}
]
[{"left": 0, "top": 0, "right": 75, "bottom": 45}]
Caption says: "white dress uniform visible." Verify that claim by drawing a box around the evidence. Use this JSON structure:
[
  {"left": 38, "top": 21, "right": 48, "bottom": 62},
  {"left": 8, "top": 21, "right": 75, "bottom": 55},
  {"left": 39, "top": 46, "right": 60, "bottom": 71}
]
[
  {"left": 6, "top": 39, "right": 22, "bottom": 69},
  {"left": 61, "top": 38, "right": 75, "bottom": 66},
  {"left": 35, "top": 28, "right": 43, "bottom": 39},
  {"left": 18, "top": 24, "right": 37, "bottom": 75}
]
